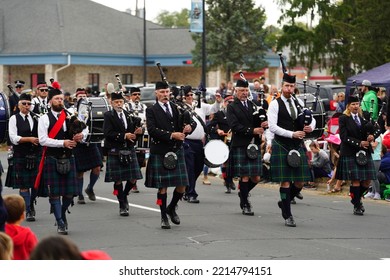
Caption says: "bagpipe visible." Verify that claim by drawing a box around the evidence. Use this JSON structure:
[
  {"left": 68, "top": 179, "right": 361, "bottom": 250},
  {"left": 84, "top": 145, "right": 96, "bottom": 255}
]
[{"left": 278, "top": 52, "right": 319, "bottom": 130}]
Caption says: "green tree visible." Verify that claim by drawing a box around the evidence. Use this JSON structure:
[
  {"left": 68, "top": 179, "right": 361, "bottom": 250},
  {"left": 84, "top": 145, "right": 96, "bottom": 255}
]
[
  {"left": 276, "top": 0, "right": 390, "bottom": 83},
  {"left": 155, "top": 9, "right": 190, "bottom": 28},
  {"left": 192, "top": 0, "right": 269, "bottom": 81}
]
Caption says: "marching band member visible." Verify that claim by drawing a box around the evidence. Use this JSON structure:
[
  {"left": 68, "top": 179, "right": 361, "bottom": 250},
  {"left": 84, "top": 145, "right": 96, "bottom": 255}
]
[
  {"left": 9, "top": 80, "right": 25, "bottom": 116},
  {"left": 183, "top": 85, "right": 222, "bottom": 203},
  {"left": 7, "top": 93, "right": 41, "bottom": 222},
  {"left": 268, "top": 71, "right": 315, "bottom": 227},
  {"left": 336, "top": 95, "right": 381, "bottom": 215},
  {"left": 36, "top": 87, "right": 83, "bottom": 235},
  {"left": 103, "top": 91, "right": 143, "bottom": 217},
  {"left": 207, "top": 94, "right": 236, "bottom": 193},
  {"left": 31, "top": 81, "right": 49, "bottom": 116},
  {"left": 145, "top": 81, "right": 196, "bottom": 229},
  {"left": 72, "top": 88, "right": 102, "bottom": 204},
  {"left": 226, "top": 79, "right": 267, "bottom": 216},
  {"left": 126, "top": 87, "right": 147, "bottom": 193}
]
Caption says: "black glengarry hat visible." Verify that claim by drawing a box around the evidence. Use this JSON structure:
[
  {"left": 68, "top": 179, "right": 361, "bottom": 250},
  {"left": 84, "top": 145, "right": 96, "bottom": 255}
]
[
  {"left": 19, "top": 93, "right": 32, "bottom": 101},
  {"left": 283, "top": 73, "right": 296, "bottom": 84},
  {"left": 48, "top": 88, "right": 62, "bottom": 101},
  {"left": 111, "top": 91, "right": 125, "bottom": 101},
  {"left": 155, "top": 81, "right": 169, "bottom": 90},
  {"left": 236, "top": 79, "right": 249, "bottom": 88}
]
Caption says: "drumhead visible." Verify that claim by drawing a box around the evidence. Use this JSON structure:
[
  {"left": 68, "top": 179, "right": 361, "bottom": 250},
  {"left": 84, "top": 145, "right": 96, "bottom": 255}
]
[
  {"left": 0, "top": 92, "right": 10, "bottom": 144},
  {"left": 204, "top": 140, "right": 229, "bottom": 166}
]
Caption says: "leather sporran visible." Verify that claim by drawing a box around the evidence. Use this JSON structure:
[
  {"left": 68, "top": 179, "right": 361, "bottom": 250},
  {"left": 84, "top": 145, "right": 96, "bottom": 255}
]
[
  {"left": 25, "top": 154, "right": 36, "bottom": 170},
  {"left": 163, "top": 152, "right": 178, "bottom": 170},
  {"left": 119, "top": 150, "right": 132, "bottom": 166},
  {"left": 56, "top": 157, "right": 71, "bottom": 175},
  {"left": 287, "top": 149, "right": 301, "bottom": 168},
  {"left": 246, "top": 144, "right": 259, "bottom": 160},
  {"left": 355, "top": 150, "right": 368, "bottom": 166}
]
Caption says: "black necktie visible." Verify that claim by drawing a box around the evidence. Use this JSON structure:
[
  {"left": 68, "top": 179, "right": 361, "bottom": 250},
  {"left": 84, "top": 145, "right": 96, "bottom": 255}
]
[
  {"left": 24, "top": 115, "right": 31, "bottom": 130},
  {"left": 164, "top": 103, "right": 172, "bottom": 119},
  {"left": 287, "top": 99, "right": 297, "bottom": 120},
  {"left": 354, "top": 115, "right": 361, "bottom": 127},
  {"left": 119, "top": 112, "right": 126, "bottom": 128}
]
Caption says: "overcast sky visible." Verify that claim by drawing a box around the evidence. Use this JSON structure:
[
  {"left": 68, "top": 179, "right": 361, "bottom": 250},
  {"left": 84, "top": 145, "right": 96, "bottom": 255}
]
[{"left": 91, "top": 0, "right": 283, "bottom": 26}]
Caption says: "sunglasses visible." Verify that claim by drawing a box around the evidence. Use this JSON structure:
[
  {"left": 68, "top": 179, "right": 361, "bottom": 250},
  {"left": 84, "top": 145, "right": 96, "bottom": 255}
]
[
  {"left": 40, "top": 89, "right": 49, "bottom": 92},
  {"left": 132, "top": 93, "right": 141, "bottom": 96},
  {"left": 21, "top": 102, "right": 32, "bottom": 106},
  {"left": 186, "top": 94, "right": 194, "bottom": 97}
]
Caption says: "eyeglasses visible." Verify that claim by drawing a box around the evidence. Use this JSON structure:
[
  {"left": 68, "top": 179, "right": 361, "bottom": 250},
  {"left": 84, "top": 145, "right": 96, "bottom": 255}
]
[
  {"left": 132, "top": 93, "right": 141, "bottom": 96},
  {"left": 21, "top": 102, "right": 32, "bottom": 106},
  {"left": 39, "top": 89, "right": 49, "bottom": 92}
]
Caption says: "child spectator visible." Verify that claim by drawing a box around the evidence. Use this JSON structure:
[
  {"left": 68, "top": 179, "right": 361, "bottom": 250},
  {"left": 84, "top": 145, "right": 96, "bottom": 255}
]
[
  {"left": 305, "top": 141, "right": 332, "bottom": 187},
  {"left": 365, "top": 135, "right": 382, "bottom": 200},
  {"left": 326, "top": 134, "right": 344, "bottom": 192},
  {"left": 0, "top": 232, "right": 13, "bottom": 260},
  {"left": 4, "top": 194, "right": 38, "bottom": 260}
]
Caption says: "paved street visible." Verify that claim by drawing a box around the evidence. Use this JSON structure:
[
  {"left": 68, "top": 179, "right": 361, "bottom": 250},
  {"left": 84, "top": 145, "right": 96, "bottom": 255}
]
[{"left": 1, "top": 151, "right": 390, "bottom": 260}]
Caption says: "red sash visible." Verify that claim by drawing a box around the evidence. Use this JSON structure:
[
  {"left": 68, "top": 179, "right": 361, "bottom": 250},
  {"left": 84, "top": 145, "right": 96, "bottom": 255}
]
[{"left": 34, "top": 110, "right": 67, "bottom": 189}]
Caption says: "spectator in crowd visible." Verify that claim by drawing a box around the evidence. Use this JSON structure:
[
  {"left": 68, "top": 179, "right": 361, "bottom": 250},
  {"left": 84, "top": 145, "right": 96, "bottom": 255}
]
[
  {"left": 377, "top": 134, "right": 390, "bottom": 192},
  {"left": 305, "top": 141, "right": 332, "bottom": 187},
  {"left": 360, "top": 80, "right": 379, "bottom": 122},
  {"left": 0, "top": 160, "right": 7, "bottom": 232},
  {"left": 3, "top": 194, "right": 38, "bottom": 260},
  {"left": 365, "top": 135, "right": 382, "bottom": 200},
  {"left": 0, "top": 232, "right": 13, "bottom": 260},
  {"left": 335, "top": 92, "right": 346, "bottom": 113},
  {"left": 30, "top": 235, "right": 112, "bottom": 260},
  {"left": 326, "top": 134, "right": 344, "bottom": 193}
]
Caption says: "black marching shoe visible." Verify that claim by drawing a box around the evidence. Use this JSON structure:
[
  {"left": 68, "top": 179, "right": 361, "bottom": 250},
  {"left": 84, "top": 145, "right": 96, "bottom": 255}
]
[
  {"left": 353, "top": 205, "right": 364, "bottom": 216},
  {"left": 123, "top": 196, "right": 130, "bottom": 211},
  {"left": 285, "top": 216, "right": 296, "bottom": 227},
  {"left": 227, "top": 181, "right": 236, "bottom": 190},
  {"left": 295, "top": 192, "right": 303, "bottom": 200},
  {"left": 85, "top": 187, "right": 96, "bottom": 201},
  {"left": 277, "top": 200, "right": 288, "bottom": 219},
  {"left": 225, "top": 187, "right": 232, "bottom": 194},
  {"left": 77, "top": 194, "right": 86, "bottom": 204},
  {"left": 166, "top": 205, "right": 180, "bottom": 225},
  {"left": 187, "top": 197, "right": 200, "bottom": 203},
  {"left": 120, "top": 208, "right": 129, "bottom": 216},
  {"left": 26, "top": 211, "right": 36, "bottom": 222},
  {"left": 161, "top": 217, "right": 171, "bottom": 229},
  {"left": 242, "top": 204, "right": 254, "bottom": 216},
  {"left": 291, "top": 198, "right": 296, "bottom": 204},
  {"left": 359, "top": 202, "right": 365, "bottom": 213}
]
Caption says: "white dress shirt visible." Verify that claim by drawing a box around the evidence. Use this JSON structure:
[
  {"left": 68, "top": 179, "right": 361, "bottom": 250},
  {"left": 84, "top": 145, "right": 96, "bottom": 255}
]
[
  {"left": 268, "top": 95, "right": 316, "bottom": 138},
  {"left": 186, "top": 101, "right": 220, "bottom": 140},
  {"left": 8, "top": 112, "right": 33, "bottom": 145}
]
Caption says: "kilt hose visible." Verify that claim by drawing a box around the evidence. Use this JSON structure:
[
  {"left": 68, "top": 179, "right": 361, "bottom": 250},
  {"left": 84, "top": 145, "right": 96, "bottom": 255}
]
[
  {"left": 73, "top": 143, "right": 103, "bottom": 172},
  {"left": 227, "top": 146, "right": 263, "bottom": 178},
  {"left": 38, "top": 156, "right": 78, "bottom": 197},
  {"left": 145, "top": 147, "right": 189, "bottom": 189},
  {"left": 104, "top": 149, "right": 142, "bottom": 182},
  {"left": 270, "top": 140, "right": 311, "bottom": 182},
  {"left": 336, "top": 155, "right": 376, "bottom": 181},
  {"left": 7, "top": 156, "right": 40, "bottom": 189}
]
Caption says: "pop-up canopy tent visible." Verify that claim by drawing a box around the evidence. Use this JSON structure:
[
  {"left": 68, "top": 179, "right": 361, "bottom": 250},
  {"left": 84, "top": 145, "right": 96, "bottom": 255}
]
[{"left": 346, "top": 62, "right": 390, "bottom": 95}]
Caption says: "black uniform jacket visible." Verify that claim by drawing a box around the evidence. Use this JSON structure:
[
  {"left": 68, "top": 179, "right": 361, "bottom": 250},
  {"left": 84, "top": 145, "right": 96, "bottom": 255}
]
[
  {"left": 146, "top": 101, "right": 196, "bottom": 155},
  {"left": 339, "top": 113, "right": 381, "bottom": 157},
  {"left": 103, "top": 109, "right": 141, "bottom": 150},
  {"left": 226, "top": 98, "right": 263, "bottom": 147}
]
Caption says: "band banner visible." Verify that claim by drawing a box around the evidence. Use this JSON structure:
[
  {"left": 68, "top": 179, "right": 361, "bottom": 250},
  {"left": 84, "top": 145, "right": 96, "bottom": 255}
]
[{"left": 190, "top": 0, "right": 203, "bottom": 33}]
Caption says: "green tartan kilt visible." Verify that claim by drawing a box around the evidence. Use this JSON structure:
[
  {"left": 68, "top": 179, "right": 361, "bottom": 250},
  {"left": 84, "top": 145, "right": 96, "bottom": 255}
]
[
  {"left": 145, "top": 147, "right": 189, "bottom": 189},
  {"left": 227, "top": 146, "right": 263, "bottom": 178},
  {"left": 104, "top": 149, "right": 142, "bottom": 182},
  {"left": 9, "top": 156, "right": 40, "bottom": 189},
  {"left": 73, "top": 143, "right": 103, "bottom": 172},
  {"left": 270, "top": 140, "right": 311, "bottom": 182},
  {"left": 336, "top": 155, "right": 376, "bottom": 181},
  {"left": 39, "top": 156, "right": 78, "bottom": 197}
]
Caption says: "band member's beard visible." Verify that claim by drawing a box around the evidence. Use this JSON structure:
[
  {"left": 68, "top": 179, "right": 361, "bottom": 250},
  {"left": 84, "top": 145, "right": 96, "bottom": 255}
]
[{"left": 51, "top": 104, "right": 64, "bottom": 112}]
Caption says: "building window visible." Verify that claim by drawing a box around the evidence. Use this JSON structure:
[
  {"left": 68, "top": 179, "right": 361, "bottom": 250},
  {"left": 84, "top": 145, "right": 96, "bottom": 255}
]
[
  {"left": 31, "top": 73, "right": 45, "bottom": 88},
  {"left": 122, "top": 74, "right": 133, "bottom": 84},
  {"left": 88, "top": 73, "right": 100, "bottom": 94}
]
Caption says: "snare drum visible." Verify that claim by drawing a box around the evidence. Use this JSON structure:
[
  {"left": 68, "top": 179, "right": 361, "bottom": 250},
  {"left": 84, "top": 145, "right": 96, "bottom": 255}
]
[
  {"left": 77, "top": 97, "right": 110, "bottom": 143},
  {"left": 0, "top": 92, "right": 10, "bottom": 144},
  {"left": 204, "top": 140, "right": 229, "bottom": 168}
]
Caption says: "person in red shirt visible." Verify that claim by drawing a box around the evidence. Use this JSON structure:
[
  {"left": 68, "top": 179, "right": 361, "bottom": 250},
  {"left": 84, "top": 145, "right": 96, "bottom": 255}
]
[{"left": 3, "top": 194, "right": 38, "bottom": 260}]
